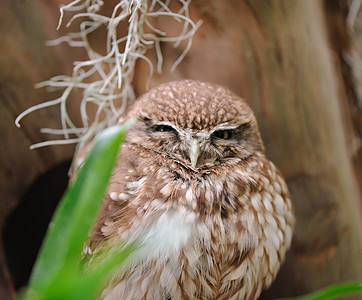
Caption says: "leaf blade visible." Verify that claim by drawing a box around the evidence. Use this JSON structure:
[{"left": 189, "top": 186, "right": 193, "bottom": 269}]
[
  {"left": 277, "top": 281, "right": 362, "bottom": 300},
  {"left": 26, "top": 120, "right": 135, "bottom": 297}
]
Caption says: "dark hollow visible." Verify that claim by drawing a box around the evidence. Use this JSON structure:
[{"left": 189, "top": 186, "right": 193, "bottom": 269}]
[{"left": 2, "top": 161, "right": 71, "bottom": 290}]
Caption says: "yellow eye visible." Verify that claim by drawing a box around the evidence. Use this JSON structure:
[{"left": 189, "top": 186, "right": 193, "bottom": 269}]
[
  {"left": 154, "top": 125, "right": 175, "bottom": 132},
  {"left": 213, "top": 130, "right": 232, "bottom": 140}
]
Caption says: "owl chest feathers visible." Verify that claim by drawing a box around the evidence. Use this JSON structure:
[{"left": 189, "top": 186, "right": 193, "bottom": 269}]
[{"left": 96, "top": 151, "right": 293, "bottom": 299}]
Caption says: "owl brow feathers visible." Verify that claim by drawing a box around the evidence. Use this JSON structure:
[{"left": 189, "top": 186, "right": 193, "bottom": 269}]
[{"left": 139, "top": 117, "right": 252, "bottom": 141}]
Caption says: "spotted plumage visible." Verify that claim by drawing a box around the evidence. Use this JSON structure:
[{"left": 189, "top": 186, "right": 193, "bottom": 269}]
[{"left": 85, "top": 80, "right": 295, "bottom": 300}]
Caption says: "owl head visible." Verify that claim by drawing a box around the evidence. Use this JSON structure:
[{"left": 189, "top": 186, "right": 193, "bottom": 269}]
[{"left": 123, "top": 80, "right": 264, "bottom": 170}]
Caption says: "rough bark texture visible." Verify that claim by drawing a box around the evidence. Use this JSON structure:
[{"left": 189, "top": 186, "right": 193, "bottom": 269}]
[
  {"left": 0, "top": 0, "right": 361, "bottom": 299},
  {"left": 136, "top": 0, "right": 362, "bottom": 298},
  {"left": 0, "top": 0, "right": 76, "bottom": 296}
]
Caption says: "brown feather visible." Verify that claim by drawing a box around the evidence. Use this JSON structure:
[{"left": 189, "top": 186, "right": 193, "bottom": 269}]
[{"left": 84, "top": 80, "right": 295, "bottom": 300}]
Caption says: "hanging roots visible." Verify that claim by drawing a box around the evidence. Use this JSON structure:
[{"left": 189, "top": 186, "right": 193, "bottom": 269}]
[{"left": 15, "top": 0, "right": 202, "bottom": 151}]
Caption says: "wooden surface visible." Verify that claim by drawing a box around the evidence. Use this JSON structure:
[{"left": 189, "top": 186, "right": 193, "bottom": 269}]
[
  {"left": 0, "top": 0, "right": 77, "bottom": 296},
  {"left": 0, "top": 0, "right": 361, "bottom": 298},
  {"left": 136, "top": 0, "right": 362, "bottom": 298}
]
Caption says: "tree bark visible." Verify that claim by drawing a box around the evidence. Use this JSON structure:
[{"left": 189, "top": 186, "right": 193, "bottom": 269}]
[
  {"left": 136, "top": 0, "right": 362, "bottom": 297},
  {"left": 1, "top": 0, "right": 361, "bottom": 299},
  {"left": 0, "top": 0, "right": 77, "bottom": 297}
]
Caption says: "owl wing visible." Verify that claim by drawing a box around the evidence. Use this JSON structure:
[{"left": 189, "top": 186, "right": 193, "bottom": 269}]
[
  {"left": 82, "top": 148, "right": 145, "bottom": 258},
  {"left": 217, "top": 161, "right": 294, "bottom": 299}
]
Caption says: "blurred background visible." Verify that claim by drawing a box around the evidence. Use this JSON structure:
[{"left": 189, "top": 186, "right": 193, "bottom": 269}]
[{"left": 0, "top": 0, "right": 361, "bottom": 299}]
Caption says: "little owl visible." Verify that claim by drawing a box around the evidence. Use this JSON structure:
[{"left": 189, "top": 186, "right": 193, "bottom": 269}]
[{"left": 85, "top": 80, "right": 295, "bottom": 300}]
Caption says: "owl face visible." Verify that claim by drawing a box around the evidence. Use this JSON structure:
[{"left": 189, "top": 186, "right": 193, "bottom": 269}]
[{"left": 124, "top": 80, "right": 264, "bottom": 170}]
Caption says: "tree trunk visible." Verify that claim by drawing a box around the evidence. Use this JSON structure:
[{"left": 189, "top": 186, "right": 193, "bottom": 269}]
[
  {"left": 0, "top": 0, "right": 77, "bottom": 296},
  {"left": 0, "top": 0, "right": 361, "bottom": 299},
  {"left": 136, "top": 0, "right": 362, "bottom": 297}
]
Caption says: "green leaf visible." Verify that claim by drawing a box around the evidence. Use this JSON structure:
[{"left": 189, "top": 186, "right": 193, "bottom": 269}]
[
  {"left": 36, "top": 242, "right": 135, "bottom": 300},
  {"left": 277, "top": 281, "right": 362, "bottom": 300},
  {"left": 23, "top": 119, "right": 136, "bottom": 299}
]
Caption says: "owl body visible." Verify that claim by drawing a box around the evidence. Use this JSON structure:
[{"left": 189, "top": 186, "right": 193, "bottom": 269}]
[{"left": 87, "top": 80, "right": 294, "bottom": 300}]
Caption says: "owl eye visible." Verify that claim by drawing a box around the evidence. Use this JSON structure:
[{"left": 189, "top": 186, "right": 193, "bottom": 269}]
[
  {"left": 154, "top": 125, "right": 176, "bottom": 132},
  {"left": 213, "top": 130, "right": 233, "bottom": 140}
]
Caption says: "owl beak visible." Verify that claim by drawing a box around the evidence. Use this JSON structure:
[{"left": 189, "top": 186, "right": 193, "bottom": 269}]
[{"left": 189, "top": 138, "right": 201, "bottom": 167}]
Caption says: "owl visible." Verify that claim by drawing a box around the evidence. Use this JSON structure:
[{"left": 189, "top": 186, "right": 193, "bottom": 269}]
[{"left": 85, "top": 80, "right": 295, "bottom": 300}]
